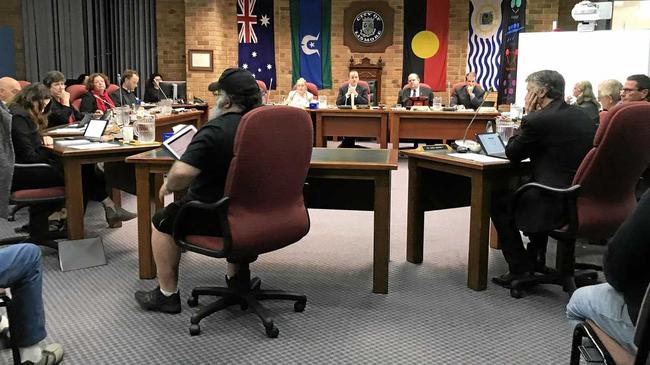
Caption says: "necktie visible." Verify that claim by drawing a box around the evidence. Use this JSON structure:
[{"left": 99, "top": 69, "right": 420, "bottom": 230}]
[{"left": 410, "top": 89, "right": 415, "bottom": 97}]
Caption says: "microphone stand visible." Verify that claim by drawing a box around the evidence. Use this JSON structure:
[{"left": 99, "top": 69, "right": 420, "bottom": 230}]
[
  {"left": 457, "top": 88, "right": 494, "bottom": 153},
  {"left": 117, "top": 73, "right": 124, "bottom": 107},
  {"left": 156, "top": 80, "right": 170, "bottom": 101}
]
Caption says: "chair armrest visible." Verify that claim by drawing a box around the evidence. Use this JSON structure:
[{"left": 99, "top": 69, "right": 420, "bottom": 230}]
[
  {"left": 511, "top": 182, "right": 581, "bottom": 236},
  {"left": 14, "top": 163, "right": 57, "bottom": 176},
  {"left": 172, "top": 197, "right": 232, "bottom": 255}
]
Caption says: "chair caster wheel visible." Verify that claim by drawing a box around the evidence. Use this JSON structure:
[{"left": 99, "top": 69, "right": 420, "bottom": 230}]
[
  {"left": 294, "top": 301, "right": 306, "bottom": 312},
  {"left": 187, "top": 296, "right": 198, "bottom": 307},
  {"left": 510, "top": 288, "right": 523, "bottom": 299},
  {"left": 189, "top": 324, "right": 201, "bottom": 336},
  {"left": 265, "top": 324, "right": 279, "bottom": 338}
]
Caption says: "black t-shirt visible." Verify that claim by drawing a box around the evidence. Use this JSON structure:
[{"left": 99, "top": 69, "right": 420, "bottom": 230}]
[{"left": 180, "top": 112, "right": 242, "bottom": 202}]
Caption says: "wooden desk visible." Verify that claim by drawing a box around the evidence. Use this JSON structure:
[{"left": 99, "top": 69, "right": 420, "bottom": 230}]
[
  {"left": 125, "top": 147, "right": 398, "bottom": 294},
  {"left": 389, "top": 110, "right": 498, "bottom": 147},
  {"left": 172, "top": 103, "right": 209, "bottom": 127},
  {"left": 314, "top": 109, "right": 389, "bottom": 148},
  {"left": 401, "top": 150, "right": 519, "bottom": 291},
  {"left": 44, "top": 142, "right": 161, "bottom": 240},
  {"left": 154, "top": 110, "right": 203, "bottom": 141}
]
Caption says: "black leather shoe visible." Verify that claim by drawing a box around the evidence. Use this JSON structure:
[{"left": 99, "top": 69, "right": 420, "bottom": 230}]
[
  {"left": 491, "top": 272, "right": 531, "bottom": 288},
  {"left": 135, "top": 286, "right": 181, "bottom": 314}
]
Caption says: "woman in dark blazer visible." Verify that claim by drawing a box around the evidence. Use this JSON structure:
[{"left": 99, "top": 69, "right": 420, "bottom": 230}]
[
  {"left": 144, "top": 73, "right": 166, "bottom": 103},
  {"left": 79, "top": 72, "right": 115, "bottom": 116},
  {"left": 43, "top": 71, "right": 84, "bottom": 128}
]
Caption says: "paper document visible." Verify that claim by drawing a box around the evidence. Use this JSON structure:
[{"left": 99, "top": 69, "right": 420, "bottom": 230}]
[
  {"left": 48, "top": 127, "right": 85, "bottom": 134},
  {"left": 448, "top": 153, "right": 507, "bottom": 163},
  {"left": 68, "top": 143, "right": 119, "bottom": 150}
]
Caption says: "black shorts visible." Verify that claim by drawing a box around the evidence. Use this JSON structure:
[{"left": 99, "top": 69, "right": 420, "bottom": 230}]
[{"left": 152, "top": 201, "right": 223, "bottom": 237}]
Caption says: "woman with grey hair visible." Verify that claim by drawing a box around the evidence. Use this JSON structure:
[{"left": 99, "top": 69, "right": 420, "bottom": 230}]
[
  {"left": 571, "top": 80, "right": 600, "bottom": 126},
  {"left": 597, "top": 79, "right": 623, "bottom": 111}
]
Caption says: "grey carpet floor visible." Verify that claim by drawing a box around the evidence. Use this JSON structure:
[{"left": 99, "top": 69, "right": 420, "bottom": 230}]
[{"left": 0, "top": 153, "right": 582, "bottom": 364}]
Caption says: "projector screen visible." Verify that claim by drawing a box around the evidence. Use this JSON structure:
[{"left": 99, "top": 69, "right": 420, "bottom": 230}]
[{"left": 515, "top": 30, "right": 650, "bottom": 105}]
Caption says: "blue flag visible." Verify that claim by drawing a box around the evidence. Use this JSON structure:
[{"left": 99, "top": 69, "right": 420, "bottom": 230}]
[
  {"left": 290, "top": 0, "right": 332, "bottom": 89},
  {"left": 237, "top": 0, "right": 276, "bottom": 90}
]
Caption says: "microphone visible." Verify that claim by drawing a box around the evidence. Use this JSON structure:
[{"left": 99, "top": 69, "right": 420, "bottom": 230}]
[
  {"left": 457, "top": 88, "right": 495, "bottom": 153},
  {"left": 117, "top": 73, "right": 124, "bottom": 107},
  {"left": 155, "top": 80, "right": 170, "bottom": 100},
  {"left": 267, "top": 78, "right": 273, "bottom": 103},
  {"left": 94, "top": 94, "right": 113, "bottom": 108}
]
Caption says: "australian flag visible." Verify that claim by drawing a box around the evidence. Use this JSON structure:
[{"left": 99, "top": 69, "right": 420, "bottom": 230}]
[{"left": 237, "top": 0, "right": 276, "bottom": 90}]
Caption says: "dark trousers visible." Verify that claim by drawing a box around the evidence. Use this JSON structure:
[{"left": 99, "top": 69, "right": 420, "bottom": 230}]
[
  {"left": 0, "top": 244, "right": 46, "bottom": 347},
  {"left": 490, "top": 189, "right": 549, "bottom": 274}
]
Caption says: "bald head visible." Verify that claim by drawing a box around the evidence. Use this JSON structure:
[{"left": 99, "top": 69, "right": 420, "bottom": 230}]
[{"left": 0, "top": 77, "right": 21, "bottom": 103}]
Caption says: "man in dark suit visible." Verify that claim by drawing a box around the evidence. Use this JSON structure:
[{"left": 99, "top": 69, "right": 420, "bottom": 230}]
[
  {"left": 110, "top": 69, "right": 139, "bottom": 107},
  {"left": 336, "top": 71, "right": 369, "bottom": 147},
  {"left": 335, "top": 71, "right": 369, "bottom": 107},
  {"left": 450, "top": 71, "right": 485, "bottom": 110},
  {"left": 491, "top": 70, "right": 596, "bottom": 287},
  {"left": 397, "top": 73, "right": 434, "bottom": 107}
]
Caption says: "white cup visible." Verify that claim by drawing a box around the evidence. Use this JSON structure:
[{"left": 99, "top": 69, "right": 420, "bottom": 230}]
[{"left": 122, "top": 126, "right": 134, "bottom": 143}]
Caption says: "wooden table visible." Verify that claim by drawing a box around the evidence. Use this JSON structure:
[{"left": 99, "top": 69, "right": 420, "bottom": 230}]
[
  {"left": 154, "top": 110, "right": 203, "bottom": 141},
  {"left": 314, "top": 109, "right": 389, "bottom": 148},
  {"left": 126, "top": 147, "right": 398, "bottom": 293},
  {"left": 44, "top": 142, "right": 161, "bottom": 240},
  {"left": 401, "top": 149, "right": 521, "bottom": 291},
  {"left": 389, "top": 110, "right": 499, "bottom": 147}
]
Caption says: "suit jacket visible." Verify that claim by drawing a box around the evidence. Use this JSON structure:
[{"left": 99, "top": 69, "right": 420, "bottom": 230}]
[
  {"left": 110, "top": 87, "right": 138, "bottom": 107},
  {"left": 507, "top": 99, "right": 595, "bottom": 232},
  {"left": 335, "top": 84, "right": 368, "bottom": 106},
  {"left": 450, "top": 84, "right": 485, "bottom": 109},
  {"left": 397, "top": 86, "right": 434, "bottom": 106},
  {"left": 0, "top": 102, "right": 13, "bottom": 218},
  {"left": 46, "top": 98, "right": 84, "bottom": 128}
]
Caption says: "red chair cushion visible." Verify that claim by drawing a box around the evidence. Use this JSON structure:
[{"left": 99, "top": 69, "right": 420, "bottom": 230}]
[
  {"left": 11, "top": 187, "right": 65, "bottom": 201},
  {"left": 185, "top": 235, "right": 225, "bottom": 252}
]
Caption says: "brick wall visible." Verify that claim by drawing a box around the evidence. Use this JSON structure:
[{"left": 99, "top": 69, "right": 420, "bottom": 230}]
[
  {"left": 175, "top": 0, "right": 564, "bottom": 105},
  {"left": 157, "top": 0, "right": 187, "bottom": 81},
  {"left": 0, "top": 0, "right": 25, "bottom": 79}
]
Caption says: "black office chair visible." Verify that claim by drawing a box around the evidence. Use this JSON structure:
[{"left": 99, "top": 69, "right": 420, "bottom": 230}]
[
  {"left": 570, "top": 285, "right": 650, "bottom": 365},
  {"left": 0, "top": 293, "right": 21, "bottom": 365}
]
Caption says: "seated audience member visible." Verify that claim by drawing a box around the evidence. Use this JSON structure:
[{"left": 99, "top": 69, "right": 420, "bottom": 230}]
[
  {"left": 0, "top": 77, "right": 21, "bottom": 105},
  {"left": 597, "top": 79, "right": 623, "bottom": 112},
  {"left": 490, "top": 70, "right": 596, "bottom": 287},
  {"left": 286, "top": 77, "right": 313, "bottom": 108},
  {"left": 134, "top": 68, "right": 263, "bottom": 313},
  {"left": 0, "top": 244, "right": 64, "bottom": 365},
  {"left": 143, "top": 73, "right": 165, "bottom": 103},
  {"left": 11, "top": 83, "right": 135, "bottom": 227},
  {"left": 110, "top": 69, "right": 139, "bottom": 107},
  {"left": 450, "top": 71, "right": 485, "bottom": 110},
  {"left": 571, "top": 80, "right": 600, "bottom": 126},
  {"left": 397, "top": 73, "right": 434, "bottom": 106},
  {"left": 335, "top": 71, "right": 368, "bottom": 148},
  {"left": 620, "top": 74, "right": 650, "bottom": 103},
  {"left": 64, "top": 73, "right": 88, "bottom": 88},
  {"left": 43, "top": 71, "right": 84, "bottom": 128},
  {"left": 79, "top": 73, "right": 115, "bottom": 116},
  {"left": 335, "top": 71, "right": 368, "bottom": 106},
  {"left": 567, "top": 191, "right": 650, "bottom": 354}
]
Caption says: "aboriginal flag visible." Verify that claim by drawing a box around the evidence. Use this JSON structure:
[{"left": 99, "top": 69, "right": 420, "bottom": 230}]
[{"left": 402, "top": 0, "right": 449, "bottom": 91}]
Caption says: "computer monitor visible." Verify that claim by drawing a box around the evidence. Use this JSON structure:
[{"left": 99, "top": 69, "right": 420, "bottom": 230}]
[{"left": 159, "top": 81, "right": 187, "bottom": 102}]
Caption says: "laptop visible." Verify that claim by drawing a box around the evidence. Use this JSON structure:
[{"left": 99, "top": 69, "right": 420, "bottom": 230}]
[
  {"left": 162, "top": 125, "right": 198, "bottom": 159},
  {"left": 476, "top": 132, "right": 508, "bottom": 159},
  {"left": 54, "top": 119, "right": 109, "bottom": 147}
]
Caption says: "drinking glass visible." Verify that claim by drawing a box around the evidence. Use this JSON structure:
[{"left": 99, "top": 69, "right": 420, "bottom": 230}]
[
  {"left": 134, "top": 115, "right": 156, "bottom": 143},
  {"left": 431, "top": 97, "right": 442, "bottom": 110},
  {"left": 157, "top": 99, "right": 173, "bottom": 115},
  {"left": 496, "top": 119, "right": 516, "bottom": 144},
  {"left": 318, "top": 95, "right": 328, "bottom": 108}
]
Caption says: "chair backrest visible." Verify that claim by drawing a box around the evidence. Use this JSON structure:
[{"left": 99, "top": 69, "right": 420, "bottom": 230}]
[
  {"left": 452, "top": 82, "right": 467, "bottom": 90},
  {"left": 224, "top": 105, "right": 313, "bottom": 256},
  {"left": 341, "top": 81, "right": 372, "bottom": 104},
  {"left": 106, "top": 84, "right": 120, "bottom": 94},
  {"left": 66, "top": 84, "right": 87, "bottom": 111},
  {"left": 256, "top": 80, "right": 268, "bottom": 103},
  {"left": 305, "top": 82, "right": 318, "bottom": 97},
  {"left": 402, "top": 83, "right": 432, "bottom": 90},
  {"left": 573, "top": 101, "right": 650, "bottom": 238},
  {"left": 18, "top": 80, "right": 31, "bottom": 89}
]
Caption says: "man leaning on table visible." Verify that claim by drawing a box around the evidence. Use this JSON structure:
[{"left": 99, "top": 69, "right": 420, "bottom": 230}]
[
  {"left": 490, "top": 70, "right": 595, "bottom": 288},
  {"left": 134, "top": 68, "right": 263, "bottom": 313}
]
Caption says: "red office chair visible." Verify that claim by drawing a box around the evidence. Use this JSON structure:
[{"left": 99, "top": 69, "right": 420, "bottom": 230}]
[
  {"left": 571, "top": 284, "right": 650, "bottom": 365},
  {"left": 172, "top": 105, "right": 313, "bottom": 338},
  {"left": 339, "top": 81, "right": 372, "bottom": 104},
  {"left": 509, "top": 101, "right": 650, "bottom": 298},
  {"left": 66, "top": 84, "right": 87, "bottom": 111},
  {"left": 106, "top": 84, "right": 120, "bottom": 94},
  {"left": 402, "top": 83, "right": 432, "bottom": 90},
  {"left": 256, "top": 80, "right": 268, "bottom": 103}
]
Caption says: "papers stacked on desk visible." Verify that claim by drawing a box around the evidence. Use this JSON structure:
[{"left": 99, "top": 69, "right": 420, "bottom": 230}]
[
  {"left": 448, "top": 153, "right": 506, "bottom": 163},
  {"left": 68, "top": 143, "right": 119, "bottom": 150},
  {"left": 48, "top": 127, "right": 85, "bottom": 135}
]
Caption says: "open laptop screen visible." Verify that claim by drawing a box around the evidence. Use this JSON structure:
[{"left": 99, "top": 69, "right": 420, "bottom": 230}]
[
  {"left": 84, "top": 119, "right": 108, "bottom": 139},
  {"left": 476, "top": 132, "right": 506, "bottom": 156}
]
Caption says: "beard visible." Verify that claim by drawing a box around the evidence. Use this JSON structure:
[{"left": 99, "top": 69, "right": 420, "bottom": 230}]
[{"left": 208, "top": 93, "right": 229, "bottom": 120}]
